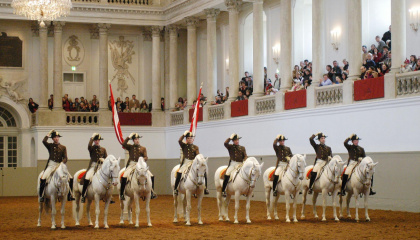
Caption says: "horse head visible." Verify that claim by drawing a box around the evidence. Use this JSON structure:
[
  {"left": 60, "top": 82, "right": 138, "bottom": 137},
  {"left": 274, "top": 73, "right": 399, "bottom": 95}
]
[
  {"left": 104, "top": 155, "right": 121, "bottom": 186},
  {"left": 194, "top": 154, "right": 208, "bottom": 186},
  {"left": 55, "top": 163, "right": 70, "bottom": 196},
  {"left": 135, "top": 157, "right": 149, "bottom": 186},
  {"left": 361, "top": 157, "right": 378, "bottom": 184},
  {"left": 330, "top": 155, "right": 345, "bottom": 183},
  {"left": 292, "top": 154, "right": 307, "bottom": 180},
  {"left": 246, "top": 157, "right": 263, "bottom": 188}
]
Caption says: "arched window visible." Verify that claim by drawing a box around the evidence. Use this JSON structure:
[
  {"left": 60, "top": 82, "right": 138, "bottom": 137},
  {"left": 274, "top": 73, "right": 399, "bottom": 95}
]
[{"left": 0, "top": 107, "right": 18, "bottom": 168}]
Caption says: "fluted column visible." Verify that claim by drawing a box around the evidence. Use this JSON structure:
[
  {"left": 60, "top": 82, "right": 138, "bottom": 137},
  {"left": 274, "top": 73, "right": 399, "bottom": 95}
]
[
  {"left": 98, "top": 23, "right": 111, "bottom": 111},
  {"left": 205, "top": 9, "right": 220, "bottom": 101},
  {"left": 53, "top": 22, "right": 65, "bottom": 111},
  {"left": 390, "top": 0, "right": 406, "bottom": 73},
  {"left": 185, "top": 17, "right": 199, "bottom": 105},
  {"left": 252, "top": 0, "right": 264, "bottom": 96},
  {"left": 39, "top": 23, "right": 48, "bottom": 109},
  {"left": 312, "top": 0, "right": 325, "bottom": 83},
  {"left": 347, "top": 0, "right": 362, "bottom": 80},
  {"left": 226, "top": 0, "right": 242, "bottom": 101},
  {"left": 151, "top": 26, "right": 162, "bottom": 112},
  {"left": 164, "top": 28, "right": 170, "bottom": 110},
  {"left": 168, "top": 25, "right": 179, "bottom": 110},
  {"left": 279, "top": 0, "right": 293, "bottom": 92}
]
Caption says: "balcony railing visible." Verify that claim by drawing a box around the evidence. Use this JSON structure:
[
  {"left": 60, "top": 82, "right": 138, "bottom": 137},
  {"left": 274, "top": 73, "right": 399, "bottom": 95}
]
[
  {"left": 208, "top": 104, "right": 224, "bottom": 121},
  {"left": 66, "top": 112, "right": 99, "bottom": 125},
  {"left": 315, "top": 84, "right": 343, "bottom": 106},
  {"left": 71, "top": 0, "right": 153, "bottom": 4},
  {"left": 170, "top": 111, "right": 184, "bottom": 126},
  {"left": 255, "top": 95, "right": 276, "bottom": 115},
  {"left": 396, "top": 71, "right": 420, "bottom": 97}
]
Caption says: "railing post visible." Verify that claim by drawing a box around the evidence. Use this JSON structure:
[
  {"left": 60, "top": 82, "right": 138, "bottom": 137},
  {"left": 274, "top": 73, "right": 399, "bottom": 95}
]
[
  {"left": 248, "top": 98, "right": 256, "bottom": 116},
  {"left": 183, "top": 108, "right": 189, "bottom": 125},
  {"left": 385, "top": 73, "right": 397, "bottom": 99},
  {"left": 342, "top": 80, "right": 353, "bottom": 105},
  {"left": 307, "top": 86, "right": 316, "bottom": 108},
  {"left": 203, "top": 105, "right": 209, "bottom": 122},
  {"left": 224, "top": 102, "right": 232, "bottom": 120},
  {"left": 275, "top": 92, "right": 284, "bottom": 112}
]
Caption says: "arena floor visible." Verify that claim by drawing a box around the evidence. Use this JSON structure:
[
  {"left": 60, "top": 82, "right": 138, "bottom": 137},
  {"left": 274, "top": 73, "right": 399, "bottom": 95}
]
[{"left": 0, "top": 195, "right": 418, "bottom": 240}]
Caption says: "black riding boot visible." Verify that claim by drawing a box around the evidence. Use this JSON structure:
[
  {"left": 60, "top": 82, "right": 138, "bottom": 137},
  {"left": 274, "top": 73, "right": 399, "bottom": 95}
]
[
  {"left": 151, "top": 176, "right": 157, "bottom": 199},
  {"left": 120, "top": 177, "right": 127, "bottom": 200},
  {"left": 222, "top": 175, "right": 230, "bottom": 197},
  {"left": 67, "top": 178, "right": 75, "bottom": 201},
  {"left": 174, "top": 172, "right": 182, "bottom": 196},
  {"left": 81, "top": 180, "right": 89, "bottom": 203},
  {"left": 340, "top": 174, "right": 348, "bottom": 196},
  {"left": 39, "top": 179, "right": 46, "bottom": 202},
  {"left": 369, "top": 174, "right": 376, "bottom": 195},
  {"left": 204, "top": 172, "right": 209, "bottom": 195},
  {"left": 272, "top": 174, "right": 279, "bottom": 196},
  {"left": 308, "top": 171, "right": 317, "bottom": 194}
]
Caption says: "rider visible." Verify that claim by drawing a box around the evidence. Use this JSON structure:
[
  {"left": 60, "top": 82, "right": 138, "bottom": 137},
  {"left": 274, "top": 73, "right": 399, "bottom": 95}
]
[
  {"left": 341, "top": 134, "right": 376, "bottom": 196},
  {"left": 174, "top": 131, "right": 209, "bottom": 195},
  {"left": 272, "top": 134, "right": 293, "bottom": 196},
  {"left": 39, "top": 130, "right": 75, "bottom": 202},
  {"left": 222, "top": 133, "right": 248, "bottom": 197},
  {"left": 80, "top": 133, "right": 108, "bottom": 203},
  {"left": 120, "top": 133, "right": 157, "bottom": 200},
  {"left": 308, "top": 132, "right": 332, "bottom": 194}
]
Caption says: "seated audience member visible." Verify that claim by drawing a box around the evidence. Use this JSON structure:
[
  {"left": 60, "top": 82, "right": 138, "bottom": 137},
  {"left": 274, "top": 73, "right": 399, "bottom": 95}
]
[
  {"left": 293, "top": 65, "right": 301, "bottom": 78},
  {"left": 342, "top": 72, "right": 348, "bottom": 81},
  {"left": 332, "top": 60, "right": 342, "bottom": 78},
  {"left": 80, "top": 103, "right": 89, "bottom": 112},
  {"left": 365, "top": 66, "right": 379, "bottom": 79},
  {"left": 236, "top": 91, "right": 245, "bottom": 101},
  {"left": 342, "top": 59, "right": 349, "bottom": 73},
  {"left": 375, "top": 35, "right": 387, "bottom": 53},
  {"left": 245, "top": 89, "right": 252, "bottom": 99},
  {"left": 286, "top": 80, "right": 304, "bottom": 92},
  {"left": 326, "top": 65, "right": 335, "bottom": 81},
  {"left": 369, "top": 44, "right": 376, "bottom": 54},
  {"left": 74, "top": 98, "right": 80, "bottom": 110},
  {"left": 400, "top": 59, "right": 412, "bottom": 73},
  {"left": 360, "top": 66, "right": 367, "bottom": 79},
  {"left": 302, "top": 69, "right": 312, "bottom": 87},
  {"left": 409, "top": 55, "right": 417, "bottom": 71},
  {"left": 335, "top": 76, "right": 342, "bottom": 84},
  {"left": 239, "top": 81, "right": 248, "bottom": 95},
  {"left": 246, "top": 77, "right": 253, "bottom": 90},
  {"left": 372, "top": 48, "right": 382, "bottom": 63},
  {"left": 91, "top": 101, "right": 99, "bottom": 112},
  {"left": 70, "top": 103, "right": 77, "bottom": 112},
  {"left": 28, "top": 98, "right": 39, "bottom": 113},
  {"left": 211, "top": 96, "right": 223, "bottom": 105},
  {"left": 307, "top": 62, "right": 312, "bottom": 71},
  {"left": 377, "top": 64, "right": 389, "bottom": 77},
  {"left": 139, "top": 104, "right": 149, "bottom": 113},
  {"left": 319, "top": 74, "right": 332, "bottom": 86},
  {"left": 415, "top": 59, "right": 420, "bottom": 71},
  {"left": 129, "top": 95, "right": 140, "bottom": 112},
  {"left": 364, "top": 53, "right": 376, "bottom": 69},
  {"left": 384, "top": 51, "right": 392, "bottom": 67},
  {"left": 265, "top": 85, "right": 278, "bottom": 95},
  {"left": 121, "top": 97, "right": 129, "bottom": 112}
]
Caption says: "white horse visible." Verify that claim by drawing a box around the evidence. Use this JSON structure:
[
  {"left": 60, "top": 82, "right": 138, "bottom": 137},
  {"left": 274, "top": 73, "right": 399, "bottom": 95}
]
[
  {"left": 301, "top": 155, "right": 345, "bottom": 221},
  {"left": 214, "top": 157, "right": 264, "bottom": 224},
  {"left": 118, "top": 157, "right": 152, "bottom": 227},
  {"left": 73, "top": 155, "right": 121, "bottom": 228},
  {"left": 339, "top": 157, "right": 378, "bottom": 222},
  {"left": 37, "top": 162, "right": 70, "bottom": 229},
  {"left": 263, "top": 154, "right": 307, "bottom": 222},
  {"left": 170, "top": 154, "right": 208, "bottom": 226}
]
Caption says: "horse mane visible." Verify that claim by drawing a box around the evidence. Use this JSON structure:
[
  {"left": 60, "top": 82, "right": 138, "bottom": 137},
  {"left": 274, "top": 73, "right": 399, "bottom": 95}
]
[{"left": 359, "top": 156, "right": 373, "bottom": 168}]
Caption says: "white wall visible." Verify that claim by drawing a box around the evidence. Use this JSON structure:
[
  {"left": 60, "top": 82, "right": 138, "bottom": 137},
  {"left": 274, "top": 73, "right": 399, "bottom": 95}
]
[
  {"left": 266, "top": 4, "right": 281, "bottom": 82},
  {"left": 293, "top": 0, "right": 313, "bottom": 66},
  {"left": 406, "top": 0, "right": 420, "bottom": 57},
  {"left": 324, "top": 0, "right": 348, "bottom": 67},
  {"left": 361, "top": 0, "right": 391, "bottom": 49}
]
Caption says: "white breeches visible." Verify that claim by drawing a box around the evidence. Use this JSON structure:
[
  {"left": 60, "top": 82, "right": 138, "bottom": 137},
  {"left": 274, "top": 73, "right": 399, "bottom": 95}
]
[
  {"left": 41, "top": 161, "right": 59, "bottom": 180},
  {"left": 313, "top": 159, "right": 326, "bottom": 172},
  {"left": 226, "top": 161, "right": 241, "bottom": 176},
  {"left": 345, "top": 160, "right": 358, "bottom": 175},
  {"left": 85, "top": 162, "right": 97, "bottom": 180},
  {"left": 179, "top": 159, "right": 193, "bottom": 173},
  {"left": 275, "top": 162, "right": 288, "bottom": 175},
  {"left": 123, "top": 161, "right": 153, "bottom": 178}
]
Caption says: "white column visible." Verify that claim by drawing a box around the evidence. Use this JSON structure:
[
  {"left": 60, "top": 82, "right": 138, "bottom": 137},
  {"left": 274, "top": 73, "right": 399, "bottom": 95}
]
[
  {"left": 347, "top": 0, "right": 362, "bottom": 80},
  {"left": 312, "top": 0, "right": 325, "bottom": 83},
  {"left": 390, "top": 0, "right": 406, "bottom": 73},
  {"left": 279, "top": 0, "right": 293, "bottom": 92},
  {"left": 39, "top": 23, "right": 48, "bottom": 109},
  {"left": 98, "top": 23, "right": 111, "bottom": 111},
  {"left": 53, "top": 22, "right": 65, "bottom": 111},
  {"left": 205, "top": 8, "right": 220, "bottom": 101},
  {"left": 151, "top": 26, "right": 162, "bottom": 111},
  {"left": 226, "top": 0, "right": 242, "bottom": 101},
  {"left": 168, "top": 25, "right": 179, "bottom": 110},
  {"left": 252, "top": 0, "right": 264, "bottom": 96},
  {"left": 164, "top": 28, "right": 170, "bottom": 110},
  {"left": 185, "top": 17, "right": 199, "bottom": 105}
]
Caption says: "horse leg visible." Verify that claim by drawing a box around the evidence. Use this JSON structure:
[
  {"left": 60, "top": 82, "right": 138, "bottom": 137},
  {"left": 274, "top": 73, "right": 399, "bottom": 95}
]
[
  {"left": 51, "top": 196, "right": 56, "bottom": 229},
  {"left": 245, "top": 194, "right": 252, "bottom": 224},
  {"left": 94, "top": 194, "right": 100, "bottom": 228},
  {"left": 87, "top": 199, "right": 93, "bottom": 226},
  {"left": 183, "top": 195, "right": 187, "bottom": 220},
  {"left": 185, "top": 190, "right": 192, "bottom": 226},
  {"left": 339, "top": 193, "right": 343, "bottom": 218},
  {"left": 75, "top": 199, "right": 81, "bottom": 226},
  {"left": 197, "top": 190, "right": 204, "bottom": 225},
  {"left": 173, "top": 190, "right": 178, "bottom": 223},
  {"left": 301, "top": 188, "right": 307, "bottom": 219},
  {"left": 292, "top": 192, "right": 298, "bottom": 222},
  {"left": 264, "top": 186, "right": 271, "bottom": 220},
  {"left": 332, "top": 188, "right": 339, "bottom": 221},
  {"left": 217, "top": 190, "right": 223, "bottom": 221},
  {"left": 285, "top": 190, "right": 291, "bottom": 223},
  {"left": 37, "top": 201, "right": 43, "bottom": 227},
  {"left": 146, "top": 193, "right": 152, "bottom": 227},
  {"left": 61, "top": 199, "right": 66, "bottom": 229},
  {"left": 224, "top": 194, "right": 231, "bottom": 222},
  {"left": 273, "top": 194, "right": 280, "bottom": 220},
  {"left": 134, "top": 194, "right": 140, "bottom": 227},
  {"left": 364, "top": 189, "right": 370, "bottom": 222},
  {"left": 321, "top": 189, "right": 328, "bottom": 221},
  {"left": 346, "top": 192, "right": 352, "bottom": 218},
  {"left": 119, "top": 195, "right": 125, "bottom": 224},
  {"left": 128, "top": 198, "right": 133, "bottom": 224},
  {"left": 234, "top": 191, "right": 240, "bottom": 224},
  {"left": 354, "top": 190, "right": 360, "bottom": 221},
  {"left": 312, "top": 191, "right": 319, "bottom": 219},
  {"left": 103, "top": 198, "right": 111, "bottom": 229}
]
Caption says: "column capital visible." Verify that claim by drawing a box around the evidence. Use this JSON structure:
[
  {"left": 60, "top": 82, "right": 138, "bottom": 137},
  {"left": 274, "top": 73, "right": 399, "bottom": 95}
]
[
  {"left": 31, "top": 22, "right": 40, "bottom": 37},
  {"left": 53, "top": 21, "right": 65, "bottom": 32},
  {"left": 167, "top": 25, "right": 180, "bottom": 36},
  {"left": 185, "top": 17, "right": 200, "bottom": 28},
  {"left": 89, "top": 24, "right": 99, "bottom": 39},
  {"left": 204, "top": 8, "right": 220, "bottom": 19},
  {"left": 225, "top": 0, "right": 242, "bottom": 12},
  {"left": 97, "top": 23, "right": 111, "bottom": 33},
  {"left": 143, "top": 28, "right": 152, "bottom": 41},
  {"left": 250, "top": 0, "right": 263, "bottom": 3},
  {"left": 151, "top": 26, "right": 162, "bottom": 37}
]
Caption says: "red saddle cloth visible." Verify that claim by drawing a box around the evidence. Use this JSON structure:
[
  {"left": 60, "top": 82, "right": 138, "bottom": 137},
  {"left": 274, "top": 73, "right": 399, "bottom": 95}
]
[
  {"left": 219, "top": 168, "right": 227, "bottom": 179},
  {"left": 306, "top": 168, "right": 313, "bottom": 179},
  {"left": 341, "top": 167, "right": 347, "bottom": 177},
  {"left": 268, "top": 169, "right": 276, "bottom": 181}
]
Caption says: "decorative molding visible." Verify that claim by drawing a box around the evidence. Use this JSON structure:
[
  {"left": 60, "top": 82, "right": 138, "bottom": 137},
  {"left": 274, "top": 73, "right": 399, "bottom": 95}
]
[
  {"left": 151, "top": 26, "right": 163, "bottom": 37},
  {"left": 89, "top": 24, "right": 99, "bottom": 39},
  {"left": 64, "top": 35, "right": 85, "bottom": 66},
  {"left": 0, "top": 76, "right": 26, "bottom": 103},
  {"left": 185, "top": 16, "right": 199, "bottom": 28},
  {"left": 396, "top": 72, "right": 420, "bottom": 97},
  {"left": 53, "top": 21, "right": 66, "bottom": 32},
  {"left": 225, "top": 0, "right": 242, "bottom": 12},
  {"left": 315, "top": 85, "right": 343, "bottom": 106},
  {"left": 204, "top": 8, "right": 220, "bottom": 19},
  {"left": 167, "top": 24, "right": 179, "bottom": 35},
  {"left": 30, "top": 21, "right": 39, "bottom": 37},
  {"left": 143, "top": 28, "right": 152, "bottom": 41},
  {"left": 98, "top": 23, "right": 111, "bottom": 33}
]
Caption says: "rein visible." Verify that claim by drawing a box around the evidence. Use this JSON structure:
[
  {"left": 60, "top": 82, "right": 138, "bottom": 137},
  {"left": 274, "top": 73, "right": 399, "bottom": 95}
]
[{"left": 96, "top": 161, "right": 117, "bottom": 191}]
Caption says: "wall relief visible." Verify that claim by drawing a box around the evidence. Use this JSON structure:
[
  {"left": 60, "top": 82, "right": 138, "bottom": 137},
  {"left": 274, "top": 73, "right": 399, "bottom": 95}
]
[
  {"left": 64, "top": 35, "right": 85, "bottom": 67},
  {"left": 0, "top": 76, "right": 26, "bottom": 103},
  {"left": 109, "top": 36, "right": 135, "bottom": 97}
]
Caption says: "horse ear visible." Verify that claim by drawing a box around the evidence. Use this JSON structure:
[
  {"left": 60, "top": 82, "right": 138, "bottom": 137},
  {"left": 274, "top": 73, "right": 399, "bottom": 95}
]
[
  {"left": 260, "top": 162, "right": 264, "bottom": 168},
  {"left": 303, "top": 154, "right": 306, "bottom": 159},
  {"left": 373, "top": 162, "right": 378, "bottom": 166},
  {"left": 205, "top": 157, "right": 208, "bottom": 162},
  {"left": 117, "top": 157, "right": 121, "bottom": 165}
]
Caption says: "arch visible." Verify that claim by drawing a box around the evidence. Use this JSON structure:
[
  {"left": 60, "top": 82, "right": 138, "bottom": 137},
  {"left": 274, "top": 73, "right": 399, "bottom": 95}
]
[{"left": 0, "top": 96, "right": 30, "bottom": 129}]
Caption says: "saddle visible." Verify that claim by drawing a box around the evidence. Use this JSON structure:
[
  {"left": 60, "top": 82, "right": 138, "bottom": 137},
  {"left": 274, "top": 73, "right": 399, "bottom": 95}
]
[
  {"left": 268, "top": 165, "right": 288, "bottom": 181},
  {"left": 174, "top": 161, "right": 194, "bottom": 181},
  {"left": 306, "top": 164, "right": 327, "bottom": 181},
  {"left": 120, "top": 168, "right": 136, "bottom": 184},
  {"left": 43, "top": 165, "right": 60, "bottom": 185},
  {"left": 219, "top": 163, "right": 243, "bottom": 183}
]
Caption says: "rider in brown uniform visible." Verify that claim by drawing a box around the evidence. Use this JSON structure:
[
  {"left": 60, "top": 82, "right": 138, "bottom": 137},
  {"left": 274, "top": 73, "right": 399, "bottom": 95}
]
[
  {"left": 81, "top": 133, "right": 108, "bottom": 203},
  {"left": 222, "top": 133, "right": 248, "bottom": 197},
  {"left": 308, "top": 132, "right": 332, "bottom": 194},
  {"left": 272, "top": 134, "right": 293, "bottom": 196},
  {"left": 39, "top": 130, "right": 74, "bottom": 202}
]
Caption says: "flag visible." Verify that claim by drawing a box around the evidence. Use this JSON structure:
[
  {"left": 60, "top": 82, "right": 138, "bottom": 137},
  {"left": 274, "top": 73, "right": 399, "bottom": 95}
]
[
  {"left": 189, "top": 85, "right": 202, "bottom": 137},
  {"left": 110, "top": 83, "right": 124, "bottom": 146}
]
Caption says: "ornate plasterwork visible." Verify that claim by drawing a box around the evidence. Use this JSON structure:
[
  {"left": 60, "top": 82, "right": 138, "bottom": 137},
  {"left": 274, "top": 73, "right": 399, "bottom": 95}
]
[
  {"left": 64, "top": 35, "right": 85, "bottom": 66},
  {"left": 0, "top": 76, "right": 26, "bottom": 103}
]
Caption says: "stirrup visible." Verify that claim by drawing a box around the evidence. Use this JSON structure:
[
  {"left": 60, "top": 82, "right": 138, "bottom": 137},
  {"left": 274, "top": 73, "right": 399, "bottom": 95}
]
[
  {"left": 339, "top": 191, "right": 346, "bottom": 196},
  {"left": 204, "top": 189, "right": 209, "bottom": 195},
  {"left": 110, "top": 199, "right": 116, "bottom": 204},
  {"left": 39, "top": 196, "right": 44, "bottom": 203},
  {"left": 273, "top": 190, "right": 278, "bottom": 197},
  {"left": 222, "top": 191, "right": 227, "bottom": 198},
  {"left": 120, "top": 194, "right": 125, "bottom": 201},
  {"left": 81, "top": 197, "right": 86, "bottom": 203},
  {"left": 308, "top": 188, "right": 313, "bottom": 195},
  {"left": 174, "top": 189, "right": 178, "bottom": 196},
  {"left": 369, "top": 189, "right": 376, "bottom": 196}
]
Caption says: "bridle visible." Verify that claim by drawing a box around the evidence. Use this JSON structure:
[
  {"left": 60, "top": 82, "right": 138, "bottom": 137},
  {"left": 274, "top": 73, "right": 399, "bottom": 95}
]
[{"left": 96, "top": 160, "right": 118, "bottom": 190}]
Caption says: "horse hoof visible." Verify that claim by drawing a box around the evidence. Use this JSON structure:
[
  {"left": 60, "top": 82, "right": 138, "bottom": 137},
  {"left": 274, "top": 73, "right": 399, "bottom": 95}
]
[
  {"left": 129, "top": 221, "right": 133, "bottom": 225},
  {"left": 293, "top": 219, "right": 298, "bottom": 223},
  {"left": 366, "top": 218, "right": 371, "bottom": 222},
  {"left": 75, "top": 223, "right": 80, "bottom": 226},
  {"left": 173, "top": 219, "right": 178, "bottom": 223},
  {"left": 51, "top": 225, "right": 56, "bottom": 230},
  {"left": 314, "top": 216, "right": 319, "bottom": 219},
  {"left": 218, "top": 217, "right": 223, "bottom": 221},
  {"left": 335, "top": 218, "right": 340, "bottom": 222},
  {"left": 148, "top": 223, "right": 152, "bottom": 227},
  {"left": 234, "top": 220, "right": 239, "bottom": 224},
  {"left": 275, "top": 216, "right": 279, "bottom": 220},
  {"left": 94, "top": 225, "right": 99, "bottom": 229},
  {"left": 322, "top": 218, "right": 326, "bottom": 222},
  {"left": 246, "top": 220, "right": 251, "bottom": 224},
  {"left": 198, "top": 221, "right": 203, "bottom": 225},
  {"left": 225, "top": 218, "right": 230, "bottom": 222},
  {"left": 186, "top": 222, "right": 191, "bottom": 226},
  {"left": 89, "top": 222, "right": 93, "bottom": 226},
  {"left": 267, "top": 216, "right": 271, "bottom": 220},
  {"left": 37, "top": 223, "right": 41, "bottom": 227},
  {"left": 61, "top": 225, "right": 66, "bottom": 229},
  {"left": 300, "top": 215, "right": 305, "bottom": 220},
  {"left": 347, "top": 215, "right": 352, "bottom": 219},
  {"left": 286, "top": 219, "right": 291, "bottom": 223},
  {"left": 104, "top": 225, "right": 109, "bottom": 229},
  {"left": 119, "top": 221, "right": 124, "bottom": 225},
  {"left": 135, "top": 224, "right": 139, "bottom": 228}
]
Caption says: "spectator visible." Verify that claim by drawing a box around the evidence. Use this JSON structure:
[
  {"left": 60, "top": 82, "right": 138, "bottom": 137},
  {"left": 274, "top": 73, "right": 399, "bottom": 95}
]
[
  {"left": 379, "top": 46, "right": 390, "bottom": 63},
  {"left": 129, "top": 95, "right": 140, "bottom": 112},
  {"left": 401, "top": 59, "right": 412, "bottom": 73},
  {"left": 121, "top": 97, "right": 129, "bottom": 112},
  {"left": 265, "top": 85, "right": 278, "bottom": 95},
  {"left": 377, "top": 64, "right": 389, "bottom": 77},
  {"left": 265, "top": 79, "right": 273, "bottom": 93},
  {"left": 332, "top": 61, "right": 342, "bottom": 79},
  {"left": 139, "top": 104, "right": 149, "bottom": 113},
  {"left": 342, "top": 72, "right": 348, "bottom": 81},
  {"left": 375, "top": 35, "right": 387, "bottom": 53},
  {"left": 48, "top": 94, "right": 53, "bottom": 110},
  {"left": 342, "top": 59, "right": 349, "bottom": 73},
  {"left": 372, "top": 48, "right": 382, "bottom": 63},
  {"left": 365, "top": 66, "right": 379, "bottom": 79},
  {"left": 293, "top": 72, "right": 304, "bottom": 85},
  {"left": 364, "top": 54, "right": 376, "bottom": 69},
  {"left": 302, "top": 69, "right": 312, "bottom": 87},
  {"left": 62, "top": 95, "right": 70, "bottom": 111},
  {"left": 245, "top": 89, "right": 252, "bottom": 99},
  {"left": 239, "top": 81, "right": 248, "bottom": 95},
  {"left": 272, "top": 73, "right": 281, "bottom": 90},
  {"left": 246, "top": 76, "right": 253, "bottom": 90},
  {"left": 415, "top": 59, "right": 420, "bottom": 71},
  {"left": 369, "top": 44, "right": 377, "bottom": 54},
  {"left": 91, "top": 101, "right": 99, "bottom": 112},
  {"left": 74, "top": 98, "right": 80, "bottom": 111},
  {"left": 335, "top": 76, "right": 342, "bottom": 84},
  {"left": 319, "top": 74, "right": 332, "bottom": 86},
  {"left": 293, "top": 65, "right": 300, "bottom": 78},
  {"left": 236, "top": 91, "right": 245, "bottom": 101},
  {"left": 307, "top": 62, "right": 313, "bottom": 72},
  {"left": 140, "top": 100, "right": 148, "bottom": 109},
  {"left": 28, "top": 98, "right": 39, "bottom": 113},
  {"left": 225, "top": 87, "right": 229, "bottom": 99},
  {"left": 161, "top": 97, "right": 165, "bottom": 111},
  {"left": 70, "top": 103, "right": 77, "bottom": 112},
  {"left": 386, "top": 39, "right": 391, "bottom": 50},
  {"left": 409, "top": 55, "right": 417, "bottom": 71},
  {"left": 384, "top": 51, "right": 392, "bottom": 67},
  {"left": 362, "top": 45, "right": 369, "bottom": 64},
  {"left": 80, "top": 103, "right": 88, "bottom": 112},
  {"left": 360, "top": 66, "right": 367, "bottom": 79},
  {"left": 382, "top": 25, "right": 391, "bottom": 43},
  {"left": 264, "top": 67, "right": 268, "bottom": 82},
  {"left": 108, "top": 96, "right": 112, "bottom": 111},
  {"left": 115, "top": 97, "right": 122, "bottom": 111},
  {"left": 211, "top": 96, "right": 223, "bottom": 105},
  {"left": 90, "top": 95, "right": 99, "bottom": 105},
  {"left": 286, "top": 79, "right": 304, "bottom": 92},
  {"left": 326, "top": 65, "right": 335, "bottom": 81}
]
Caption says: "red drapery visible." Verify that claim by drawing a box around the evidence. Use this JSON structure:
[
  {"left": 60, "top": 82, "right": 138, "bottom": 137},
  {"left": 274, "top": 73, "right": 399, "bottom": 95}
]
[
  {"left": 189, "top": 108, "right": 203, "bottom": 123},
  {"left": 118, "top": 113, "right": 152, "bottom": 126},
  {"left": 285, "top": 90, "right": 307, "bottom": 110},
  {"left": 231, "top": 100, "right": 248, "bottom": 117},
  {"left": 354, "top": 76, "right": 384, "bottom": 101}
]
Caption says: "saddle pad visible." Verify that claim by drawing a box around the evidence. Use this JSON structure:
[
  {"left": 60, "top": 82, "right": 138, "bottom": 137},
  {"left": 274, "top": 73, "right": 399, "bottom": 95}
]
[
  {"left": 174, "top": 161, "right": 194, "bottom": 178},
  {"left": 341, "top": 167, "right": 347, "bottom": 177},
  {"left": 120, "top": 171, "right": 125, "bottom": 180},
  {"left": 306, "top": 168, "right": 313, "bottom": 179},
  {"left": 219, "top": 168, "right": 227, "bottom": 179},
  {"left": 268, "top": 169, "right": 276, "bottom": 181},
  {"left": 77, "top": 170, "right": 87, "bottom": 183}
]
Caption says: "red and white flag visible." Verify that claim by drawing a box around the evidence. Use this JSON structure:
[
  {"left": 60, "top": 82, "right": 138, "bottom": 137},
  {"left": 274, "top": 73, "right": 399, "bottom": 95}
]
[
  {"left": 110, "top": 83, "right": 124, "bottom": 146},
  {"left": 189, "top": 85, "right": 203, "bottom": 137}
]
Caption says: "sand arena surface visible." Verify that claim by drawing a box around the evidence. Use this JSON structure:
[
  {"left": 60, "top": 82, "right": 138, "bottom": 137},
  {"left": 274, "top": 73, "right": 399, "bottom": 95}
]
[{"left": 0, "top": 196, "right": 419, "bottom": 240}]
